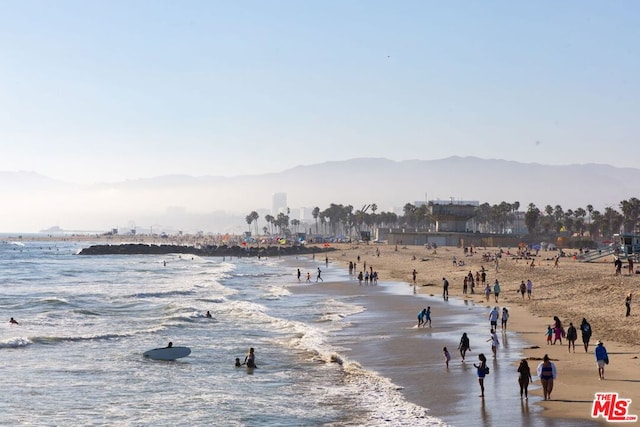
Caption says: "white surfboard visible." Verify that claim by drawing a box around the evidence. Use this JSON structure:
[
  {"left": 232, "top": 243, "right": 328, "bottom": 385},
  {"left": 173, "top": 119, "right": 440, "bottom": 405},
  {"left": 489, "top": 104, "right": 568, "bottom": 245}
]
[{"left": 143, "top": 346, "right": 191, "bottom": 361}]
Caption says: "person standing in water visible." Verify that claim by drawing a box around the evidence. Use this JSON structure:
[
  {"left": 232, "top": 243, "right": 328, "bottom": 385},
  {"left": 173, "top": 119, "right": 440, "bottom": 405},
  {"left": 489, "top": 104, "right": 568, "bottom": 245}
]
[
  {"left": 474, "top": 353, "right": 488, "bottom": 398},
  {"left": 517, "top": 359, "right": 533, "bottom": 399},
  {"left": 244, "top": 347, "right": 256, "bottom": 368},
  {"left": 443, "top": 347, "right": 451, "bottom": 368},
  {"left": 458, "top": 332, "right": 471, "bottom": 361}
]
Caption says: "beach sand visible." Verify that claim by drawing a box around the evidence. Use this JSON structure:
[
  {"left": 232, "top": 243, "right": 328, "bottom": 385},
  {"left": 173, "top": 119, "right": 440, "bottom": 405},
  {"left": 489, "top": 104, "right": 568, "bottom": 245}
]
[{"left": 316, "top": 243, "right": 640, "bottom": 425}]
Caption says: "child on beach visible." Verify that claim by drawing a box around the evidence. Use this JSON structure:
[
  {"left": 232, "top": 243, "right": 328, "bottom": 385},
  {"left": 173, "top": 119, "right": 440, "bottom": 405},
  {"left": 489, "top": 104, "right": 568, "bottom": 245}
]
[
  {"left": 487, "top": 329, "right": 499, "bottom": 357},
  {"left": 443, "top": 347, "right": 451, "bottom": 368},
  {"left": 546, "top": 325, "right": 553, "bottom": 345}
]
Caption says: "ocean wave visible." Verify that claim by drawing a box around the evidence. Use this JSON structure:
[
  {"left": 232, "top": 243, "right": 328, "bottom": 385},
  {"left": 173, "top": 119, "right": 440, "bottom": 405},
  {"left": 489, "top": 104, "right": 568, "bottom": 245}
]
[
  {"left": 131, "top": 290, "right": 195, "bottom": 299},
  {"left": 0, "top": 337, "right": 32, "bottom": 349},
  {"left": 196, "top": 297, "right": 227, "bottom": 304},
  {"left": 23, "top": 325, "right": 167, "bottom": 346},
  {"left": 72, "top": 309, "right": 101, "bottom": 316},
  {"left": 341, "top": 363, "right": 446, "bottom": 426},
  {"left": 30, "top": 332, "right": 130, "bottom": 344}
]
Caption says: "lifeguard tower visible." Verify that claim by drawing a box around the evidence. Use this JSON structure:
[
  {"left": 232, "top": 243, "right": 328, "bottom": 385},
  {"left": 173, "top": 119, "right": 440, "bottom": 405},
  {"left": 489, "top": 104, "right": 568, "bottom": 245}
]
[
  {"left": 579, "top": 233, "right": 640, "bottom": 262},
  {"left": 616, "top": 234, "right": 640, "bottom": 259}
]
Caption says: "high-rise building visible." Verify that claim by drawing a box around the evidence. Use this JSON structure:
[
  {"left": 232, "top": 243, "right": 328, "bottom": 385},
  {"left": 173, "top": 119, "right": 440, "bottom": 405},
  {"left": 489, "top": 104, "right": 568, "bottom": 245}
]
[{"left": 272, "top": 192, "right": 287, "bottom": 215}]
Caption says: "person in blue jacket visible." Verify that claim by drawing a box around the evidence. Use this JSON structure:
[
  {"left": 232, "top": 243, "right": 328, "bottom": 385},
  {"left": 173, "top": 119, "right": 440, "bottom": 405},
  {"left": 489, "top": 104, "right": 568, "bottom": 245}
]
[{"left": 594, "top": 340, "right": 609, "bottom": 380}]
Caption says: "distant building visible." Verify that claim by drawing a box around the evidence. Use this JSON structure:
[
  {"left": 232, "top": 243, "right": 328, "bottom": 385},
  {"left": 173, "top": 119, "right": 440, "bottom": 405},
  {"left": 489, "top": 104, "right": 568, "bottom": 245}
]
[
  {"left": 272, "top": 192, "right": 287, "bottom": 215},
  {"left": 430, "top": 200, "right": 478, "bottom": 233}
]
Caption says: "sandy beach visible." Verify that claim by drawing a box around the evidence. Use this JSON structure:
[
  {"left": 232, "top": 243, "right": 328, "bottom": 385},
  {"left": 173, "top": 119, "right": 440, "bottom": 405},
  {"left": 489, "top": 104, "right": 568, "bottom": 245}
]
[
  {"left": 320, "top": 242, "right": 640, "bottom": 425},
  {"left": 10, "top": 235, "right": 639, "bottom": 424}
]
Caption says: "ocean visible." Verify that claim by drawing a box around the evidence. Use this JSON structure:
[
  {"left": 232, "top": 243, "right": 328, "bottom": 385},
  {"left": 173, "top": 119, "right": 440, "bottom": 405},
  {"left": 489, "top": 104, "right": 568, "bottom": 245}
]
[{"left": 0, "top": 240, "right": 445, "bottom": 426}]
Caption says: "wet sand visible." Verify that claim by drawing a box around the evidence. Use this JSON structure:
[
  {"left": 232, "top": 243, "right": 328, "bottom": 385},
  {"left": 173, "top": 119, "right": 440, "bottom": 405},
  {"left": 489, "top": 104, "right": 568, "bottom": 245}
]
[{"left": 292, "top": 276, "right": 601, "bottom": 427}]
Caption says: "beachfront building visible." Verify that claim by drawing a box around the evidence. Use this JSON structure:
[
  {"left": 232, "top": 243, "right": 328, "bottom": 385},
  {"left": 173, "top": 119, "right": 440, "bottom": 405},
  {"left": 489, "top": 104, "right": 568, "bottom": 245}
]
[
  {"left": 376, "top": 200, "right": 521, "bottom": 248},
  {"left": 430, "top": 200, "right": 477, "bottom": 233}
]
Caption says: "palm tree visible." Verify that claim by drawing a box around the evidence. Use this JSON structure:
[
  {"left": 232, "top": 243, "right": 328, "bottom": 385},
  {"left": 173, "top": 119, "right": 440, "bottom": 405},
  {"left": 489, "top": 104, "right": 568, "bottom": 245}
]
[
  {"left": 620, "top": 197, "right": 640, "bottom": 234},
  {"left": 312, "top": 207, "right": 320, "bottom": 234},
  {"left": 264, "top": 214, "right": 275, "bottom": 235},
  {"left": 524, "top": 203, "right": 540, "bottom": 236}
]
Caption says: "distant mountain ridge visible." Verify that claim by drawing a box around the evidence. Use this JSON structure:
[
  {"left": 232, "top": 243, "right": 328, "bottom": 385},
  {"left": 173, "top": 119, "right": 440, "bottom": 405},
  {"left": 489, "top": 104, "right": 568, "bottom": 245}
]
[{"left": 1, "top": 157, "right": 639, "bottom": 233}]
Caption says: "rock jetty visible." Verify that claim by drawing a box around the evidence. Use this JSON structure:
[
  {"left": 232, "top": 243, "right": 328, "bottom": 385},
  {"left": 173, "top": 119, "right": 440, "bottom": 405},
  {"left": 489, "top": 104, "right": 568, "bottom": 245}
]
[{"left": 78, "top": 243, "right": 334, "bottom": 258}]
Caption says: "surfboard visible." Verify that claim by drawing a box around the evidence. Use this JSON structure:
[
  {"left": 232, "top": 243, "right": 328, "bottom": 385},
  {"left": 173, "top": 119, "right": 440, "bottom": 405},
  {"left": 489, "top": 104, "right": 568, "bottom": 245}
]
[{"left": 143, "top": 346, "right": 191, "bottom": 361}]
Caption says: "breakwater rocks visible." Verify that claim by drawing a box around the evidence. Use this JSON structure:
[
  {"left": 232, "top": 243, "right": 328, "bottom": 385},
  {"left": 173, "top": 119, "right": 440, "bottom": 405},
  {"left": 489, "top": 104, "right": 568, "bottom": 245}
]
[{"left": 78, "top": 243, "right": 335, "bottom": 258}]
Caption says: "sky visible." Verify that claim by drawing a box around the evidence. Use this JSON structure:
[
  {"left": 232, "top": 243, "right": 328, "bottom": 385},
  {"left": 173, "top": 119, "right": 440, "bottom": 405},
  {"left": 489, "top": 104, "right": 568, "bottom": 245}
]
[{"left": 1, "top": 1, "right": 639, "bottom": 185}]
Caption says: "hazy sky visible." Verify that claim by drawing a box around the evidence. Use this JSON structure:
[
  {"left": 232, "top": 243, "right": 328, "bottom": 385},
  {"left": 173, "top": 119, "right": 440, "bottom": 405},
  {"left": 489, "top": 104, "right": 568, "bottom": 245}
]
[{"left": 2, "top": 1, "right": 638, "bottom": 184}]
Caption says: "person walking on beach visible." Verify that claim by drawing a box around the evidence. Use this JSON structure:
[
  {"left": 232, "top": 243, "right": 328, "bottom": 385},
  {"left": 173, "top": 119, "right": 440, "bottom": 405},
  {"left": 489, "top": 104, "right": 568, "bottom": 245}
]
[
  {"left": 473, "top": 272, "right": 479, "bottom": 294},
  {"left": 580, "top": 318, "right": 592, "bottom": 352},
  {"left": 517, "top": 359, "right": 533, "bottom": 399},
  {"left": 553, "top": 316, "right": 564, "bottom": 345},
  {"left": 474, "top": 353, "right": 488, "bottom": 398},
  {"left": 614, "top": 257, "right": 623, "bottom": 276},
  {"left": 537, "top": 354, "right": 557, "bottom": 400},
  {"left": 306, "top": 272, "right": 311, "bottom": 283},
  {"left": 526, "top": 279, "right": 533, "bottom": 299},
  {"left": 458, "top": 332, "right": 471, "bottom": 361},
  {"left": 546, "top": 325, "right": 553, "bottom": 345},
  {"left": 316, "top": 267, "right": 323, "bottom": 282},
  {"left": 519, "top": 280, "right": 526, "bottom": 299},
  {"left": 493, "top": 279, "right": 501, "bottom": 303},
  {"left": 595, "top": 340, "right": 609, "bottom": 380},
  {"left": 625, "top": 293, "right": 632, "bottom": 317},
  {"left": 424, "top": 306, "right": 432, "bottom": 327},
  {"left": 489, "top": 306, "right": 499, "bottom": 330},
  {"left": 484, "top": 283, "right": 491, "bottom": 302},
  {"left": 417, "top": 308, "right": 426, "bottom": 327},
  {"left": 487, "top": 329, "right": 499, "bottom": 357},
  {"left": 412, "top": 269, "right": 417, "bottom": 283},
  {"left": 443, "top": 347, "right": 451, "bottom": 368},
  {"left": 501, "top": 307, "right": 509, "bottom": 330},
  {"left": 442, "top": 277, "right": 449, "bottom": 300},
  {"left": 297, "top": 269, "right": 301, "bottom": 281},
  {"left": 566, "top": 322, "right": 578, "bottom": 352}
]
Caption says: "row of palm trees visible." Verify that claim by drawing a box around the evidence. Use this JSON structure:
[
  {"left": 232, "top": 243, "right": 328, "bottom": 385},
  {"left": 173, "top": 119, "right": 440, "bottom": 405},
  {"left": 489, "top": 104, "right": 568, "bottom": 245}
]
[{"left": 245, "top": 197, "right": 640, "bottom": 240}]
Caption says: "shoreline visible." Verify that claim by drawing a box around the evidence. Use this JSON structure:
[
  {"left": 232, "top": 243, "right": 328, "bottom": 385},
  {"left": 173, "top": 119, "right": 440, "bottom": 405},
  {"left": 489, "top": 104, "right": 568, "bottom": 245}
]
[
  {"left": 13, "top": 236, "right": 640, "bottom": 423},
  {"left": 325, "top": 243, "right": 640, "bottom": 424}
]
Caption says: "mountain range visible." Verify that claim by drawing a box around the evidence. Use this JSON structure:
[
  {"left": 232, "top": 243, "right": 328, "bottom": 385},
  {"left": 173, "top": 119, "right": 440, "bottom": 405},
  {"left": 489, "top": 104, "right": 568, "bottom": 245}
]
[{"left": 2, "top": 157, "right": 638, "bottom": 234}]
